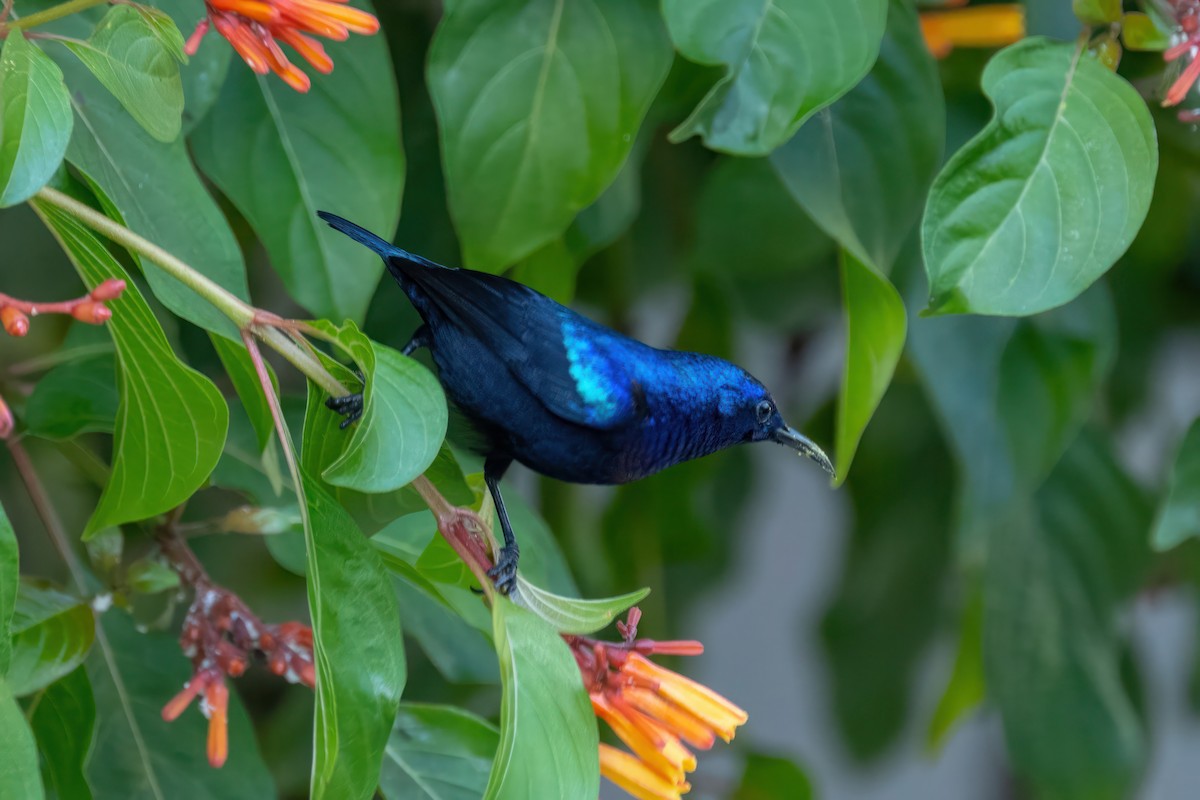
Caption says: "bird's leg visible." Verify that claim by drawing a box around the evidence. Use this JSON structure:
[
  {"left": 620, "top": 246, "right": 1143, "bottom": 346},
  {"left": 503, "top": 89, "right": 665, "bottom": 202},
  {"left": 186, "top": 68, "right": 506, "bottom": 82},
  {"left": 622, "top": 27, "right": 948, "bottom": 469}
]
[
  {"left": 324, "top": 369, "right": 365, "bottom": 429},
  {"left": 401, "top": 324, "right": 430, "bottom": 357},
  {"left": 484, "top": 456, "right": 519, "bottom": 595}
]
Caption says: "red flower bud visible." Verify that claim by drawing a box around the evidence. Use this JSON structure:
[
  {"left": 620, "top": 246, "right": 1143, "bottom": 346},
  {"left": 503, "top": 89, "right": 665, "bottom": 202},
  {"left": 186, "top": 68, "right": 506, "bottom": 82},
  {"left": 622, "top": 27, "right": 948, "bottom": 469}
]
[
  {"left": 89, "top": 279, "right": 126, "bottom": 301},
  {"left": 71, "top": 301, "right": 112, "bottom": 325},
  {"left": 1, "top": 306, "right": 29, "bottom": 337}
]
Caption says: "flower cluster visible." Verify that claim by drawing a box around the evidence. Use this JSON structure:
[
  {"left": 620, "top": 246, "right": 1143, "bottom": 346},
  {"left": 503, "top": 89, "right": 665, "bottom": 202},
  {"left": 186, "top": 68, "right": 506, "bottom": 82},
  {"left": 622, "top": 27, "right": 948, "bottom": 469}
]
[
  {"left": 185, "top": 0, "right": 379, "bottom": 92},
  {"left": 162, "top": 584, "right": 315, "bottom": 767},
  {"left": 919, "top": 1, "right": 1025, "bottom": 59},
  {"left": 1163, "top": 0, "right": 1200, "bottom": 117},
  {"left": 569, "top": 608, "right": 748, "bottom": 800},
  {"left": 0, "top": 278, "right": 125, "bottom": 337}
]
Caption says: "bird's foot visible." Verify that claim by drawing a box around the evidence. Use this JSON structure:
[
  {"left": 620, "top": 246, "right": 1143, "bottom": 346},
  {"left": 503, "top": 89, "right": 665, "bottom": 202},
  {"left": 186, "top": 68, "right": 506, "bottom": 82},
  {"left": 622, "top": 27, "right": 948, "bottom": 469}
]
[
  {"left": 325, "top": 392, "right": 364, "bottom": 429},
  {"left": 487, "top": 545, "right": 519, "bottom": 595}
]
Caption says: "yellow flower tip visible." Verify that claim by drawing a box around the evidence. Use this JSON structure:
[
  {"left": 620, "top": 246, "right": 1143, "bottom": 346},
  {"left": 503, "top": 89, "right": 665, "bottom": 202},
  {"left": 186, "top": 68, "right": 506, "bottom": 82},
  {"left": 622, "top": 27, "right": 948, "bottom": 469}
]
[
  {"left": 919, "top": 4, "right": 1026, "bottom": 59},
  {"left": 625, "top": 653, "right": 749, "bottom": 740},
  {"left": 600, "top": 744, "right": 689, "bottom": 800}
]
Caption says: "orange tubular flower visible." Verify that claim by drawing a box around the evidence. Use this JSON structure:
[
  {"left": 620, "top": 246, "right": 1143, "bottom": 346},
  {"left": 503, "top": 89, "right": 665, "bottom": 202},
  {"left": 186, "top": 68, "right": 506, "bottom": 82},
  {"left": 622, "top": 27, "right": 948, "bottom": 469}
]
[
  {"left": 184, "top": 0, "right": 379, "bottom": 92},
  {"left": 569, "top": 608, "right": 747, "bottom": 800},
  {"left": 919, "top": 1, "right": 1026, "bottom": 59},
  {"left": 1163, "top": 1, "right": 1200, "bottom": 117}
]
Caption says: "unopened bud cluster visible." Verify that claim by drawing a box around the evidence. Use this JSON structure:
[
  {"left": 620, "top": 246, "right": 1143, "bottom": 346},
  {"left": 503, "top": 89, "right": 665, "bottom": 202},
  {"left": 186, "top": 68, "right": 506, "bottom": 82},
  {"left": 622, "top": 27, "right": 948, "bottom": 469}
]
[{"left": 0, "top": 279, "right": 126, "bottom": 336}]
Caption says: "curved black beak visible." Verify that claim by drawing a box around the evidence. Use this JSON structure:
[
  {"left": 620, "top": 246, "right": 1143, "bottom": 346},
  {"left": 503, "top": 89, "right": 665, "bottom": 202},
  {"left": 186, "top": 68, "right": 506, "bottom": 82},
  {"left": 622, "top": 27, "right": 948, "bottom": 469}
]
[{"left": 772, "top": 426, "right": 836, "bottom": 478}]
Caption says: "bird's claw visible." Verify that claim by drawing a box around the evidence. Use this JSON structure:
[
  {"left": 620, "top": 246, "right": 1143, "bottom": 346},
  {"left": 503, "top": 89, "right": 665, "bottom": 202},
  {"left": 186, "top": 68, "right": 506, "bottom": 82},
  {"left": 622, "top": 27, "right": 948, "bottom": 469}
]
[
  {"left": 487, "top": 545, "right": 519, "bottom": 595},
  {"left": 325, "top": 392, "right": 364, "bottom": 429}
]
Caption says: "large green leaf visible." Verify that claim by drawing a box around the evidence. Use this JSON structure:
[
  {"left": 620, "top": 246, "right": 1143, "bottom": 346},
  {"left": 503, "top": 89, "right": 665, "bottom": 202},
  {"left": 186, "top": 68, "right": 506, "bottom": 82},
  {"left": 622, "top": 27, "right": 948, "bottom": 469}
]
[
  {"left": 87, "top": 613, "right": 274, "bottom": 800},
  {"left": 24, "top": 354, "right": 119, "bottom": 440},
  {"left": 1152, "top": 419, "right": 1200, "bottom": 551},
  {"left": 0, "top": 31, "right": 72, "bottom": 207},
  {"left": 62, "top": 5, "right": 184, "bottom": 143},
  {"left": 0, "top": 502, "right": 16, "bottom": 675},
  {"left": 42, "top": 18, "right": 247, "bottom": 338},
  {"left": 484, "top": 599, "right": 597, "bottom": 799},
  {"left": 143, "top": 0, "right": 230, "bottom": 131},
  {"left": 770, "top": 0, "right": 942, "bottom": 271},
  {"left": 301, "top": 474, "right": 406, "bottom": 800},
  {"left": 922, "top": 38, "right": 1157, "bottom": 316},
  {"left": 832, "top": 249, "right": 906, "bottom": 484},
  {"left": 32, "top": 201, "right": 229, "bottom": 537},
  {"left": 190, "top": 5, "right": 403, "bottom": 322},
  {"left": 0, "top": 675, "right": 44, "bottom": 799},
  {"left": 907, "top": 285, "right": 1115, "bottom": 561},
  {"left": 665, "top": 0, "right": 887, "bottom": 156},
  {"left": 379, "top": 704, "right": 499, "bottom": 800},
  {"left": 28, "top": 666, "right": 95, "bottom": 800},
  {"left": 985, "top": 432, "right": 1149, "bottom": 799},
  {"left": 7, "top": 581, "right": 95, "bottom": 697},
  {"left": 391, "top": 578, "right": 498, "bottom": 684},
  {"left": 310, "top": 320, "right": 447, "bottom": 493},
  {"left": 428, "top": 0, "right": 671, "bottom": 269}
]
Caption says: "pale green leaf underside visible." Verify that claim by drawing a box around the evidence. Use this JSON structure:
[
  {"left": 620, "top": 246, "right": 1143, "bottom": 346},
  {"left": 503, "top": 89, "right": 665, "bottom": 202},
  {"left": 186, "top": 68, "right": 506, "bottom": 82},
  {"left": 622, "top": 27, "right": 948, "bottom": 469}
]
[
  {"left": 666, "top": 0, "right": 887, "bottom": 156},
  {"left": 922, "top": 37, "right": 1157, "bottom": 317},
  {"left": 512, "top": 578, "right": 648, "bottom": 635},
  {"left": 63, "top": 5, "right": 183, "bottom": 142}
]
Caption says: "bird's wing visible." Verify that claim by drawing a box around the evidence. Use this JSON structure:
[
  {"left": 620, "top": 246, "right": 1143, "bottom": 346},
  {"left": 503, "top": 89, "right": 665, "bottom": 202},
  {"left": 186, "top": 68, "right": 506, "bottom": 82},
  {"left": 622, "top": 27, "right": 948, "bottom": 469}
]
[{"left": 395, "top": 261, "right": 645, "bottom": 430}]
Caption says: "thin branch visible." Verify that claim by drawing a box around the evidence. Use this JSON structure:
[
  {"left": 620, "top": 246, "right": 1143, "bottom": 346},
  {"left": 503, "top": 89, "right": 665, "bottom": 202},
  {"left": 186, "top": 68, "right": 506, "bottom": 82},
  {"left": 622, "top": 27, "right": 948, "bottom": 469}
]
[
  {"left": 5, "top": 436, "right": 88, "bottom": 593},
  {"left": 0, "top": 0, "right": 108, "bottom": 33}
]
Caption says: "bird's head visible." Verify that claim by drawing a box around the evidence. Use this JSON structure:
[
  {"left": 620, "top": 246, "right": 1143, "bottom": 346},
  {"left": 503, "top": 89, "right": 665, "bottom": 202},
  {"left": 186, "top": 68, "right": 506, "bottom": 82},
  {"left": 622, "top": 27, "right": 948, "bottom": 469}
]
[{"left": 723, "top": 377, "right": 835, "bottom": 479}]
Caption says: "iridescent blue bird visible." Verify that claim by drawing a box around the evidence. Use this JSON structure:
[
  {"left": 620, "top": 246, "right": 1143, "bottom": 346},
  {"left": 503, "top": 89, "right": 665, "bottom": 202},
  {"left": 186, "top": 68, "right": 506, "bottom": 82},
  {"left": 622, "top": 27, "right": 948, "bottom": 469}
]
[{"left": 318, "top": 212, "right": 834, "bottom": 593}]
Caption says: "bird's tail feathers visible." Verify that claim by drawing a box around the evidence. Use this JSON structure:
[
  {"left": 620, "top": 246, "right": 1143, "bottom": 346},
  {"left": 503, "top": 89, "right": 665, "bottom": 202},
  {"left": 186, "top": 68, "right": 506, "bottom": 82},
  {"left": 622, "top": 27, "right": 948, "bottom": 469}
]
[{"left": 316, "top": 211, "right": 447, "bottom": 274}]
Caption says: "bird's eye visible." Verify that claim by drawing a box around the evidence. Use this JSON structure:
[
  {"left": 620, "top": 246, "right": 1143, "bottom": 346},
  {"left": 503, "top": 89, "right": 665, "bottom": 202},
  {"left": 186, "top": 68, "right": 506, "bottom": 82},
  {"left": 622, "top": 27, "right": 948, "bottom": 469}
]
[{"left": 756, "top": 400, "right": 773, "bottom": 424}]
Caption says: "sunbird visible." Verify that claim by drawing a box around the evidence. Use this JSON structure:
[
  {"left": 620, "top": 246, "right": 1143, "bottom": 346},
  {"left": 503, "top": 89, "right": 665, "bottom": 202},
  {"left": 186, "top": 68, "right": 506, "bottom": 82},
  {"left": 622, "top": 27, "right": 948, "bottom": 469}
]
[{"left": 318, "top": 212, "right": 834, "bottom": 593}]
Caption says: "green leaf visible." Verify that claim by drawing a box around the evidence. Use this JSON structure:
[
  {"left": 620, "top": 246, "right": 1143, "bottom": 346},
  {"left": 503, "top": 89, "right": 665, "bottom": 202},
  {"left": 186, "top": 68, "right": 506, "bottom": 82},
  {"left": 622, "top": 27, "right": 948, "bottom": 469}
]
[
  {"left": 922, "top": 38, "right": 1157, "bottom": 316},
  {"left": 211, "top": 334, "right": 276, "bottom": 452},
  {"left": 926, "top": 585, "right": 985, "bottom": 752},
  {"left": 770, "top": 0, "right": 943, "bottom": 271},
  {"left": 833, "top": 249, "right": 906, "bottom": 485},
  {"left": 125, "top": 4, "right": 187, "bottom": 63},
  {"left": 0, "top": 502, "right": 16, "bottom": 675},
  {"left": 125, "top": 558, "right": 180, "bottom": 594},
  {"left": 1152, "top": 419, "right": 1200, "bottom": 551},
  {"left": 733, "top": 753, "right": 814, "bottom": 800},
  {"left": 63, "top": 5, "right": 184, "bottom": 142},
  {"left": 7, "top": 581, "right": 95, "bottom": 697},
  {"left": 301, "top": 473, "right": 406, "bottom": 800},
  {"left": 907, "top": 285, "right": 1115, "bottom": 561},
  {"left": 380, "top": 704, "right": 499, "bottom": 800},
  {"left": 28, "top": 666, "right": 95, "bottom": 800},
  {"left": 1121, "top": 12, "right": 1169, "bottom": 52},
  {"left": 143, "top": 0, "right": 230, "bottom": 131},
  {"left": 48, "top": 29, "right": 247, "bottom": 337},
  {"left": 1073, "top": 0, "right": 1121, "bottom": 26},
  {"left": 190, "top": 5, "right": 403, "bottom": 322},
  {"left": 509, "top": 239, "right": 577, "bottom": 305},
  {"left": 665, "top": 0, "right": 887, "bottom": 156},
  {"left": 391, "top": 578, "right": 498, "bottom": 684},
  {"left": 511, "top": 578, "right": 648, "bottom": 635},
  {"left": 309, "top": 320, "right": 448, "bottom": 494},
  {"left": 985, "top": 432, "right": 1149, "bottom": 799},
  {"left": 24, "top": 354, "right": 119, "bottom": 440},
  {"left": 0, "top": 675, "right": 44, "bottom": 799},
  {"left": 32, "top": 200, "right": 229, "bottom": 537},
  {"left": 484, "top": 599, "right": 598, "bottom": 799},
  {"left": 428, "top": 0, "right": 672, "bottom": 269},
  {"left": 86, "top": 613, "right": 275, "bottom": 800},
  {"left": 0, "top": 31, "right": 72, "bottom": 207}
]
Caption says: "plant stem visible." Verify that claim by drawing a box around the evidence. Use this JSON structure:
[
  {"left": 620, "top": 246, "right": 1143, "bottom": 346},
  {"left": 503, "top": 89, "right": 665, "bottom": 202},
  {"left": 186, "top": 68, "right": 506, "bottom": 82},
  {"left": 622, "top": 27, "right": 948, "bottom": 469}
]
[
  {"left": 33, "top": 187, "right": 349, "bottom": 398},
  {"left": 2, "top": 0, "right": 108, "bottom": 32},
  {"left": 6, "top": 437, "right": 89, "bottom": 594}
]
